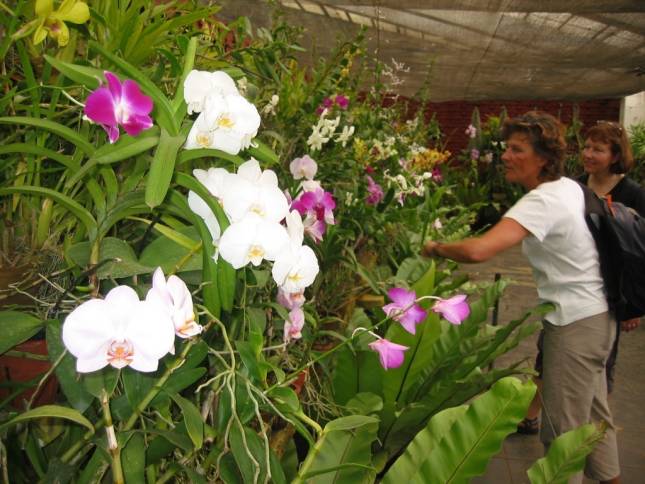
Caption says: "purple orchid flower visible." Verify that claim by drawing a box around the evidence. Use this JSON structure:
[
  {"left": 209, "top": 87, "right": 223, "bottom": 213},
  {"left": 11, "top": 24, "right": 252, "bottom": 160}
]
[
  {"left": 368, "top": 338, "right": 409, "bottom": 370},
  {"left": 334, "top": 94, "right": 349, "bottom": 109},
  {"left": 432, "top": 294, "right": 470, "bottom": 325},
  {"left": 382, "top": 287, "right": 427, "bottom": 334},
  {"left": 292, "top": 188, "right": 336, "bottom": 226},
  {"left": 84, "top": 71, "right": 154, "bottom": 144},
  {"left": 431, "top": 166, "right": 443, "bottom": 183},
  {"left": 366, "top": 175, "right": 384, "bottom": 205}
]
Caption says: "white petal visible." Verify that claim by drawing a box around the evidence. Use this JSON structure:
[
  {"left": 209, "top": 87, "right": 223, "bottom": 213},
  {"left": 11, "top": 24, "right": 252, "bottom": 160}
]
[
  {"left": 209, "top": 71, "right": 239, "bottom": 96},
  {"left": 194, "top": 167, "right": 230, "bottom": 199},
  {"left": 212, "top": 130, "right": 244, "bottom": 155},
  {"left": 125, "top": 300, "right": 175, "bottom": 371},
  {"left": 75, "top": 344, "right": 110, "bottom": 373},
  {"left": 184, "top": 70, "right": 214, "bottom": 114},
  {"left": 103, "top": 286, "right": 142, "bottom": 336},
  {"left": 237, "top": 159, "right": 262, "bottom": 182},
  {"left": 285, "top": 210, "right": 304, "bottom": 247},
  {"left": 219, "top": 215, "right": 261, "bottom": 268},
  {"left": 258, "top": 220, "right": 290, "bottom": 261},
  {"left": 62, "top": 299, "right": 115, "bottom": 360},
  {"left": 188, "top": 191, "right": 222, "bottom": 242}
]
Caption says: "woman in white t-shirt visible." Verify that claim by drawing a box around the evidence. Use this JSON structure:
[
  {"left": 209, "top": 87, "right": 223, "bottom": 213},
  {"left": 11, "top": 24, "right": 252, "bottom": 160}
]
[{"left": 422, "top": 111, "right": 620, "bottom": 484}]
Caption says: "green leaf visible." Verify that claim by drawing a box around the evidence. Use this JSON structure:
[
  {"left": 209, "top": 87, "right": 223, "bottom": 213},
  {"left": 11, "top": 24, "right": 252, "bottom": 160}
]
[
  {"left": 346, "top": 393, "right": 383, "bottom": 416},
  {"left": 527, "top": 423, "right": 605, "bottom": 484},
  {"left": 66, "top": 237, "right": 153, "bottom": 278},
  {"left": 229, "top": 424, "right": 287, "bottom": 484},
  {"left": 0, "top": 117, "right": 94, "bottom": 156},
  {"left": 0, "top": 405, "right": 94, "bottom": 433},
  {"left": 82, "top": 367, "right": 119, "bottom": 399},
  {"left": 246, "top": 139, "right": 279, "bottom": 165},
  {"left": 145, "top": 127, "right": 187, "bottom": 208},
  {"left": 332, "top": 346, "right": 383, "bottom": 406},
  {"left": 171, "top": 394, "right": 204, "bottom": 450},
  {"left": 122, "top": 432, "right": 146, "bottom": 484},
  {"left": 0, "top": 143, "right": 75, "bottom": 170},
  {"left": 382, "top": 406, "right": 467, "bottom": 484},
  {"left": 138, "top": 224, "right": 202, "bottom": 273},
  {"left": 267, "top": 387, "right": 300, "bottom": 413},
  {"left": 46, "top": 320, "right": 94, "bottom": 412},
  {"left": 236, "top": 332, "right": 266, "bottom": 383},
  {"left": 0, "top": 186, "right": 97, "bottom": 237},
  {"left": 92, "top": 127, "right": 160, "bottom": 165},
  {"left": 177, "top": 148, "right": 245, "bottom": 167},
  {"left": 44, "top": 55, "right": 102, "bottom": 89},
  {"left": 122, "top": 369, "right": 155, "bottom": 412},
  {"left": 0, "top": 311, "right": 45, "bottom": 355},
  {"left": 401, "top": 377, "right": 535, "bottom": 484},
  {"left": 294, "top": 416, "right": 379, "bottom": 483}
]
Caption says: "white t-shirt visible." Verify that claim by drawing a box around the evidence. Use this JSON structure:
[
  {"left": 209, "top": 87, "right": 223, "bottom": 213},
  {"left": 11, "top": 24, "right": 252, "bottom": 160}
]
[{"left": 504, "top": 177, "right": 608, "bottom": 325}]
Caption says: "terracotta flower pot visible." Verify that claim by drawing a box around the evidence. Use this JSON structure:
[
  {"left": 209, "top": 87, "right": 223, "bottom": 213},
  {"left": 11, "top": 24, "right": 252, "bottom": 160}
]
[{"left": 0, "top": 339, "right": 58, "bottom": 409}]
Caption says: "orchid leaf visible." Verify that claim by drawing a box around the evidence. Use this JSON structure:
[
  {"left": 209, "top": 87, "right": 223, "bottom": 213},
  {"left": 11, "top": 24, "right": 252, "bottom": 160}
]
[
  {"left": 0, "top": 143, "right": 75, "bottom": 170},
  {"left": 170, "top": 394, "right": 203, "bottom": 450},
  {"left": 92, "top": 126, "right": 160, "bottom": 164},
  {"left": 145, "top": 127, "right": 187, "bottom": 208},
  {"left": 177, "top": 148, "right": 245, "bottom": 167},
  {"left": 0, "top": 405, "right": 95, "bottom": 434},
  {"left": 44, "top": 55, "right": 102, "bottom": 89},
  {"left": 246, "top": 139, "right": 279, "bottom": 166},
  {"left": 0, "top": 186, "right": 97, "bottom": 237},
  {"left": 0, "top": 311, "right": 45, "bottom": 355},
  {"left": 0, "top": 117, "right": 94, "bottom": 156}
]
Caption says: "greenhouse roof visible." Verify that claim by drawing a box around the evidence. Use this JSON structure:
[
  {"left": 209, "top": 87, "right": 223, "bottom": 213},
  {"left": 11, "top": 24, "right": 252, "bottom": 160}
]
[{"left": 219, "top": 0, "right": 645, "bottom": 101}]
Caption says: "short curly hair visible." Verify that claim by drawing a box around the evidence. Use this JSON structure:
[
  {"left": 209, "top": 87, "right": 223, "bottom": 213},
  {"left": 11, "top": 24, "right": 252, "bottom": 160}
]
[
  {"left": 585, "top": 122, "right": 634, "bottom": 174},
  {"left": 502, "top": 111, "right": 567, "bottom": 182}
]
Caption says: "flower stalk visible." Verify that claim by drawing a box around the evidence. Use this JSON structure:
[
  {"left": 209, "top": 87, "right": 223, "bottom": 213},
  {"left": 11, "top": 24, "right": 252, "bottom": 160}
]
[{"left": 101, "top": 389, "right": 124, "bottom": 484}]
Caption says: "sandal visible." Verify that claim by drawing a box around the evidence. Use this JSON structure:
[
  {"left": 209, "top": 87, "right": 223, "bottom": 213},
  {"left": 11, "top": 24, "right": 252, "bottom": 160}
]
[{"left": 516, "top": 417, "right": 540, "bottom": 435}]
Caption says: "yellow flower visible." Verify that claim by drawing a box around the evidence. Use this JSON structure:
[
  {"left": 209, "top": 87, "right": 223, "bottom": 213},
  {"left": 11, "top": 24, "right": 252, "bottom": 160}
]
[{"left": 33, "top": 0, "right": 90, "bottom": 47}]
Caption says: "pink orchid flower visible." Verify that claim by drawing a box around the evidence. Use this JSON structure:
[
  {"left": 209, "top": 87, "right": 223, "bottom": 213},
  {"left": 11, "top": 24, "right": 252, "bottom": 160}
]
[
  {"left": 84, "top": 71, "right": 154, "bottom": 143},
  {"left": 284, "top": 307, "right": 305, "bottom": 343},
  {"left": 289, "top": 155, "right": 318, "bottom": 180},
  {"left": 432, "top": 294, "right": 470, "bottom": 325},
  {"left": 334, "top": 94, "right": 349, "bottom": 109},
  {"left": 366, "top": 175, "right": 384, "bottom": 205},
  {"left": 368, "top": 338, "right": 409, "bottom": 370},
  {"left": 277, "top": 288, "right": 305, "bottom": 310},
  {"left": 382, "top": 288, "right": 427, "bottom": 334},
  {"left": 291, "top": 188, "right": 336, "bottom": 225},
  {"left": 431, "top": 167, "right": 443, "bottom": 183}
]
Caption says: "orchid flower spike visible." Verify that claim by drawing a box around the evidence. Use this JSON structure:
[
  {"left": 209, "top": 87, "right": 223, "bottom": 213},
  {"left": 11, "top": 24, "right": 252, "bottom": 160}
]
[
  {"left": 382, "top": 287, "right": 427, "bottom": 334},
  {"left": 84, "top": 71, "right": 154, "bottom": 144},
  {"left": 146, "top": 267, "right": 202, "bottom": 339},
  {"left": 62, "top": 286, "right": 175, "bottom": 373}
]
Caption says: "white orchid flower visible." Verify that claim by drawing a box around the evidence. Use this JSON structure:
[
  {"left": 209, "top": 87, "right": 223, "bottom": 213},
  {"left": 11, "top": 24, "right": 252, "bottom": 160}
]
[
  {"left": 221, "top": 160, "right": 289, "bottom": 224},
  {"left": 193, "top": 167, "right": 230, "bottom": 201},
  {"left": 336, "top": 125, "right": 355, "bottom": 147},
  {"left": 183, "top": 70, "right": 239, "bottom": 115},
  {"left": 187, "top": 191, "right": 222, "bottom": 256},
  {"left": 219, "top": 213, "right": 290, "bottom": 269},
  {"left": 62, "top": 286, "right": 174, "bottom": 373},
  {"left": 272, "top": 211, "right": 320, "bottom": 293},
  {"left": 289, "top": 155, "right": 318, "bottom": 180},
  {"left": 146, "top": 267, "right": 202, "bottom": 339},
  {"left": 185, "top": 93, "right": 261, "bottom": 155},
  {"left": 306, "top": 126, "right": 329, "bottom": 152}
]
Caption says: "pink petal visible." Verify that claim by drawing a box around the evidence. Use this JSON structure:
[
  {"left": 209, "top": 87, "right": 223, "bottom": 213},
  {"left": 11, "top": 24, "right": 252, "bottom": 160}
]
[
  {"left": 387, "top": 287, "right": 416, "bottom": 307},
  {"left": 104, "top": 71, "right": 123, "bottom": 104},
  {"left": 84, "top": 87, "right": 117, "bottom": 126},
  {"left": 121, "top": 79, "right": 153, "bottom": 116},
  {"left": 106, "top": 125, "right": 120, "bottom": 143},
  {"left": 121, "top": 112, "right": 153, "bottom": 137},
  {"left": 368, "top": 339, "right": 408, "bottom": 370}
]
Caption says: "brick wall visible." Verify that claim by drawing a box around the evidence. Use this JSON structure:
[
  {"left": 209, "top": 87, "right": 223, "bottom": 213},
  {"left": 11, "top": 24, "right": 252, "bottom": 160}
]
[{"left": 420, "top": 99, "right": 621, "bottom": 154}]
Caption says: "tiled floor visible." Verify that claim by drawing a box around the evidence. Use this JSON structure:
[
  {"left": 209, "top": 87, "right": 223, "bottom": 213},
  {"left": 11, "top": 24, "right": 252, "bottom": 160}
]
[{"left": 462, "top": 246, "right": 645, "bottom": 484}]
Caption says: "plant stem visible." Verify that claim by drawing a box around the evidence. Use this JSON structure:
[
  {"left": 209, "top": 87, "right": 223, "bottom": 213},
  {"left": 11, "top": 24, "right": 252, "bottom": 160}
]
[{"left": 101, "top": 389, "right": 124, "bottom": 484}]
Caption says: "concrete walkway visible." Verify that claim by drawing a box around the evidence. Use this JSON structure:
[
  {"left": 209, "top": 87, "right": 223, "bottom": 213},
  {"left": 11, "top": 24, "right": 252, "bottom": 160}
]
[{"left": 462, "top": 246, "right": 645, "bottom": 484}]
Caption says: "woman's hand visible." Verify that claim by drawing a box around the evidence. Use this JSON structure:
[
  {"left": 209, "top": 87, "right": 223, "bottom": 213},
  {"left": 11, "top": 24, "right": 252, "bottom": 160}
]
[{"left": 621, "top": 318, "right": 640, "bottom": 332}]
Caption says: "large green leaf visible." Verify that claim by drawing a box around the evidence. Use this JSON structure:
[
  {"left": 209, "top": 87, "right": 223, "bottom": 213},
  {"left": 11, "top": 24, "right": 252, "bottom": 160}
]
[
  {"left": 0, "top": 143, "right": 75, "bottom": 170},
  {"left": 176, "top": 148, "right": 245, "bottom": 167},
  {"left": 0, "top": 405, "right": 94, "bottom": 433},
  {"left": 382, "top": 406, "right": 467, "bottom": 484},
  {"left": 0, "top": 311, "right": 45, "bottom": 355},
  {"left": 229, "top": 424, "right": 288, "bottom": 484},
  {"left": 92, "top": 126, "right": 160, "bottom": 164},
  {"left": 293, "top": 416, "right": 379, "bottom": 484},
  {"left": 332, "top": 346, "right": 384, "bottom": 406},
  {"left": 246, "top": 139, "right": 279, "bottom": 166},
  {"left": 402, "top": 377, "right": 535, "bottom": 484},
  {"left": 171, "top": 394, "right": 203, "bottom": 450},
  {"left": 527, "top": 423, "right": 605, "bottom": 484},
  {"left": 139, "top": 225, "right": 202, "bottom": 273},
  {"left": 0, "top": 117, "right": 95, "bottom": 156},
  {"left": 66, "top": 237, "right": 153, "bottom": 279},
  {"left": 122, "top": 432, "right": 146, "bottom": 484},
  {"left": 145, "top": 127, "right": 187, "bottom": 208}
]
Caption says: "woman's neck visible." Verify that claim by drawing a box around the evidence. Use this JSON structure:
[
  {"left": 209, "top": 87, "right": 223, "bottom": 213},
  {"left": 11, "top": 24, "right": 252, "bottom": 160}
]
[{"left": 587, "top": 171, "right": 624, "bottom": 197}]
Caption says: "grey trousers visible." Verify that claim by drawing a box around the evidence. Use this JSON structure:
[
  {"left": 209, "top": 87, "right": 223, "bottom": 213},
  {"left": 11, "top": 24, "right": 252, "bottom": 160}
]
[{"left": 540, "top": 311, "right": 620, "bottom": 483}]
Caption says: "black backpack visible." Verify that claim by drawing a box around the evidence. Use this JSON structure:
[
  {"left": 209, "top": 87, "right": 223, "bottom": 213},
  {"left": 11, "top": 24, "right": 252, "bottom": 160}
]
[{"left": 579, "top": 182, "right": 645, "bottom": 321}]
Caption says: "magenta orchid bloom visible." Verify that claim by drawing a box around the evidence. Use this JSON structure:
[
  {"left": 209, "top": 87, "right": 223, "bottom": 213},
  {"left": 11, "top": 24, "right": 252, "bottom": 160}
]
[
  {"left": 84, "top": 71, "right": 154, "bottom": 143},
  {"left": 291, "top": 188, "right": 336, "bottom": 225},
  {"left": 366, "top": 175, "right": 384, "bottom": 205},
  {"left": 382, "top": 288, "right": 427, "bottom": 334},
  {"left": 432, "top": 294, "right": 470, "bottom": 325},
  {"left": 368, "top": 338, "right": 409, "bottom": 370},
  {"left": 334, "top": 94, "right": 349, "bottom": 109},
  {"left": 431, "top": 166, "right": 443, "bottom": 183}
]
